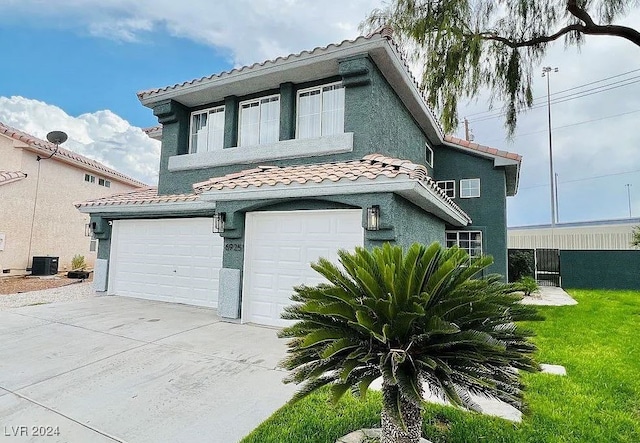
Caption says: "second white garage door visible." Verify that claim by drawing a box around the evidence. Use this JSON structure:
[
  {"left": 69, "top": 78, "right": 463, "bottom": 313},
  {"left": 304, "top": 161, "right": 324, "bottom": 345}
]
[
  {"left": 242, "top": 209, "right": 364, "bottom": 327},
  {"left": 109, "top": 218, "right": 223, "bottom": 308}
]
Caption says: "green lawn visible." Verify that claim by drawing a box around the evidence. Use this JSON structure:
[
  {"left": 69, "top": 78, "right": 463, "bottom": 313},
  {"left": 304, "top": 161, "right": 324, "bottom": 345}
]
[{"left": 242, "top": 290, "right": 640, "bottom": 443}]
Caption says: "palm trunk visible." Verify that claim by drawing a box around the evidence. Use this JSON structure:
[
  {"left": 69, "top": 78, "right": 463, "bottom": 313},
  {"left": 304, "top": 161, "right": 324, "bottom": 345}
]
[{"left": 380, "top": 378, "right": 423, "bottom": 443}]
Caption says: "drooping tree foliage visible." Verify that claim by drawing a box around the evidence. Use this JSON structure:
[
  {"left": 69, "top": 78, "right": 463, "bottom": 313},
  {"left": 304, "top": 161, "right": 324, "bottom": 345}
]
[
  {"left": 279, "top": 243, "right": 542, "bottom": 443},
  {"left": 363, "top": 1, "right": 640, "bottom": 135}
]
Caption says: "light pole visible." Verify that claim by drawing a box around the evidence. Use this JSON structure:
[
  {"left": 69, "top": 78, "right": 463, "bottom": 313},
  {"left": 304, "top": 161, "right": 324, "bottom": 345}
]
[
  {"left": 542, "top": 66, "right": 559, "bottom": 226},
  {"left": 626, "top": 184, "right": 632, "bottom": 218}
]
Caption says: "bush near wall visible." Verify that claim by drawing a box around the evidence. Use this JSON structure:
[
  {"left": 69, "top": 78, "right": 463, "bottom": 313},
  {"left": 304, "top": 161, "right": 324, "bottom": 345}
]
[{"left": 507, "top": 249, "right": 535, "bottom": 282}]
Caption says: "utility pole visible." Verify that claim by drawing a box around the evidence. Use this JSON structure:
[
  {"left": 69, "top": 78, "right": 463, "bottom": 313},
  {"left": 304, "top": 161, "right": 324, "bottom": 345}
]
[
  {"left": 464, "top": 118, "right": 471, "bottom": 141},
  {"left": 626, "top": 184, "right": 632, "bottom": 218},
  {"left": 542, "top": 66, "right": 559, "bottom": 226},
  {"left": 555, "top": 173, "right": 560, "bottom": 223}
]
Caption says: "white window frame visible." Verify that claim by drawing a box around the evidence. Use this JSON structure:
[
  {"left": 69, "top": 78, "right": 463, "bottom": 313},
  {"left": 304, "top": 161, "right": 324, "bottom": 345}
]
[
  {"left": 296, "top": 82, "right": 345, "bottom": 140},
  {"left": 84, "top": 174, "right": 95, "bottom": 183},
  {"left": 445, "top": 230, "right": 483, "bottom": 258},
  {"left": 460, "top": 178, "right": 481, "bottom": 198},
  {"left": 436, "top": 180, "right": 455, "bottom": 198},
  {"left": 238, "top": 94, "right": 280, "bottom": 147},
  {"left": 189, "top": 105, "right": 225, "bottom": 153},
  {"left": 425, "top": 143, "right": 434, "bottom": 167}
]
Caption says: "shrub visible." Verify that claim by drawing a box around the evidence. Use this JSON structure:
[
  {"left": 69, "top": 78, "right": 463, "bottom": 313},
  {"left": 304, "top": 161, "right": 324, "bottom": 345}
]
[
  {"left": 516, "top": 276, "right": 539, "bottom": 297},
  {"left": 71, "top": 255, "right": 86, "bottom": 270},
  {"left": 508, "top": 250, "right": 535, "bottom": 282},
  {"left": 279, "top": 242, "right": 542, "bottom": 443}
]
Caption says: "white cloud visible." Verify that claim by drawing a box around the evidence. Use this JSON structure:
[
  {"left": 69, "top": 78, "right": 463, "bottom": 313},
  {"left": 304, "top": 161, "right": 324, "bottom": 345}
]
[
  {"left": 0, "top": 96, "right": 160, "bottom": 185},
  {"left": 0, "top": 0, "right": 379, "bottom": 66}
]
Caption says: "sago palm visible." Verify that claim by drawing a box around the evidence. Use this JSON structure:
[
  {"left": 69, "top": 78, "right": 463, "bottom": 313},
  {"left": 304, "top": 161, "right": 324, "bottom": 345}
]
[{"left": 279, "top": 242, "right": 542, "bottom": 443}]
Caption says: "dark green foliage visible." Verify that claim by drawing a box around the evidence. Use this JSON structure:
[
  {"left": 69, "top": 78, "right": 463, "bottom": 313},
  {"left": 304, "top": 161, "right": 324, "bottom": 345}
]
[
  {"left": 508, "top": 249, "right": 535, "bottom": 282},
  {"left": 245, "top": 290, "right": 640, "bottom": 443},
  {"left": 279, "top": 242, "right": 542, "bottom": 430},
  {"left": 632, "top": 225, "right": 640, "bottom": 247},
  {"left": 363, "top": 1, "right": 640, "bottom": 135},
  {"left": 516, "top": 276, "right": 539, "bottom": 297}
]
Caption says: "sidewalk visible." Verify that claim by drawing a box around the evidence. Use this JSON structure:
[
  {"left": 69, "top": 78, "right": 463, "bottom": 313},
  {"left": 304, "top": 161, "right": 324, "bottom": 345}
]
[{"left": 521, "top": 285, "right": 577, "bottom": 306}]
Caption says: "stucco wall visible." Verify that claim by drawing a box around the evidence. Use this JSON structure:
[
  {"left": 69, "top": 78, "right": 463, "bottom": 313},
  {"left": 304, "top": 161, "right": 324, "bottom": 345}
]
[
  {"left": 0, "top": 136, "right": 140, "bottom": 274},
  {"left": 155, "top": 56, "right": 430, "bottom": 195},
  {"left": 433, "top": 146, "right": 508, "bottom": 277}
]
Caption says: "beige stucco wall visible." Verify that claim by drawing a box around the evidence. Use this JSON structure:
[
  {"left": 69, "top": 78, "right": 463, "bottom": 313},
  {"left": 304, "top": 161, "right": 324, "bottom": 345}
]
[{"left": 0, "top": 135, "right": 142, "bottom": 274}]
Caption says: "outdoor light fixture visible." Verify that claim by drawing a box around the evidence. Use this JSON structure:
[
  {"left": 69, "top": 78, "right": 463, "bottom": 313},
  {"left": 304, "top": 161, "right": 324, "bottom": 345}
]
[
  {"left": 212, "top": 212, "right": 226, "bottom": 233},
  {"left": 84, "top": 223, "right": 95, "bottom": 237},
  {"left": 366, "top": 205, "right": 380, "bottom": 231}
]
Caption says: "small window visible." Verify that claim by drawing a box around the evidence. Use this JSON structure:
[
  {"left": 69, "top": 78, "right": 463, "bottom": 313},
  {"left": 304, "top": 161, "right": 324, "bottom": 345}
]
[
  {"left": 425, "top": 143, "right": 434, "bottom": 167},
  {"left": 84, "top": 174, "right": 95, "bottom": 183},
  {"left": 190, "top": 106, "right": 225, "bottom": 153},
  {"left": 98, "top": 178, "right": 105, "bottom": 186},
  {"left": 296, "top": 83, "right": 345, "bottom": 139},
  {"left": 436, "top": 180, "right": 455, "bottom": 198},
  {"left": 239, "top": 95, "right": 280, "bottom": 146},
  {"left": 89, "top": 239, "right": 98, "bottom": 252},
  {"left": 104, "top": 180, "right": 111, "bottom": 188},
  {"left": 460, "top": 178, "right": 480, "bottom": 198},
  {"left": 446, "top": 231, "right": 482, "bottom": 258}
]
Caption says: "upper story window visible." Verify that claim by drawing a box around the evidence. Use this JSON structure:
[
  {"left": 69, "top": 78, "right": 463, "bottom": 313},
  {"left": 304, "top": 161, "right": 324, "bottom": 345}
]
[
  {"left": 436, "top": 180, "right": 455, "bottom": 198},
  {"left": 190, "top": 106, "right": 225, "bottom": 153},
  {"left": 425, "top": 143, "right": 434, "bottom": 167},
  {"left": 98, "top": 178, "right": 111, "bottom": 188},
  {"left": 297, "top": 83, "right": 344, "bottom": 139},
  {"left": 239, "top": 95, "right": 280, "bottom": 146},
  {"left": 460, "top": 178, "right": 481, "bottom": 198},
  {"left": 84, "top": 174, "right": 95, "bottom": 183}
]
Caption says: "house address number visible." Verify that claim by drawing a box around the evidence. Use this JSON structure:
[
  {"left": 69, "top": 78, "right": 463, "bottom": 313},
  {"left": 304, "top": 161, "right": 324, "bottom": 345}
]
[{"left": 225, "top": 243, "right": 243, "bottom": 252}]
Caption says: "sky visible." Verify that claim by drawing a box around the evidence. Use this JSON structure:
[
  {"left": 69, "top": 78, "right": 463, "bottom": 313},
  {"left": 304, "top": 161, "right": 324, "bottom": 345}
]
[{"left": 0, "top": 1, "right": 638, "bottom": 227}]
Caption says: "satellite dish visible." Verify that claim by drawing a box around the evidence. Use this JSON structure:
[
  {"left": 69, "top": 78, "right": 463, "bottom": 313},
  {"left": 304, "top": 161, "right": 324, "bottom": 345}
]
[{"left": 46, "top": 131, "right": 68, "bottom": 145}]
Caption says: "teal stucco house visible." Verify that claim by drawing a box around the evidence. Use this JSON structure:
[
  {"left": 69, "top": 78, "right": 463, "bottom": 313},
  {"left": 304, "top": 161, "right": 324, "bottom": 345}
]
[{"left": 77, "top": 28, "right": 521, "bottom": 328}]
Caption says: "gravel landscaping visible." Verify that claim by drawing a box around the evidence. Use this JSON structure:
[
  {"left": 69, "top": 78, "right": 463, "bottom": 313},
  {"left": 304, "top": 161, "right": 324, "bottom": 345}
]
[{"left": 0, "top": 280, "right": 96, "bottom": 310}]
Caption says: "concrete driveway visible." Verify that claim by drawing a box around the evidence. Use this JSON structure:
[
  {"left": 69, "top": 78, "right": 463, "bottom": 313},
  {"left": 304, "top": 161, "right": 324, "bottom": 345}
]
[{"left": 0, "top": 296, "right": 296, "bottom": 443}]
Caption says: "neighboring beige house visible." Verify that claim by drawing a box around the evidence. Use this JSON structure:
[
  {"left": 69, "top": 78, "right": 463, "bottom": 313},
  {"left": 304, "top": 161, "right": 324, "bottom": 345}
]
[{"left": 0, "top": 122, "right": 147, "bottom": 275}]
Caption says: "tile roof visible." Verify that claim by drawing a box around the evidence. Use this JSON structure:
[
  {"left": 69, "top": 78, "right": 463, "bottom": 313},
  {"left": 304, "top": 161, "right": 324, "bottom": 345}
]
[
  {"left": 444, "top": 135, "right": 522, "bottom": 162},
  {"left": 0, "top": 170, "right": 27, "bottom": 186},
  {"left": 192, "top": 154, "right": 426, "bottom": 191},
  {"left": 74, "top": 186, "right": 198, "bottom": 208},
  {"left": 0, "top": 121, "right": 148, "bottom": 187},
  {"left": 137, "top": 31, "right": 384, "bottom": 101},
  {"left": 135, "top": 26, "right": 441, "bottom": 135},
  {"left": 193, "top": 154, "right": 468, "bottom": 219}
]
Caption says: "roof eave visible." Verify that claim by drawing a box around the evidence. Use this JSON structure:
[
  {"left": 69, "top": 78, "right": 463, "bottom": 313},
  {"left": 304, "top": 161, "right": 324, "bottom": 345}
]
[
  {"left": 77, "top": 200, "right": 216, "bottom": 215},
  {"left": 442, "top": 140, "right": 521, "bottom": 196},
  {"left": 198, "top": 176, "right": 470, "bottom": 226}
]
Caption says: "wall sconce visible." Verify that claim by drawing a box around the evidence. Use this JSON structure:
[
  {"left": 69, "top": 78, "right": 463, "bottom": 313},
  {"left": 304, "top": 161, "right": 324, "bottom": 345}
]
[
  {"left": 84, "top": 222, "right": 95, "bottom": 237},
  {"left": 212, "top": 212, "right": 226, "bottom": 233},
  {"left": 366, "top": 205, "right": 380, "bottom": 231}
]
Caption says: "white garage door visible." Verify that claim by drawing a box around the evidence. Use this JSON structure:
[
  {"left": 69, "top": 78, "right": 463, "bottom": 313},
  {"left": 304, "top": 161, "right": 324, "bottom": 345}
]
[
  {"left": 109, "top": 218, "right": 223, "bottom": 308},
  {"left": 243, "top": 210, "right": 364, "bottom": 327}
]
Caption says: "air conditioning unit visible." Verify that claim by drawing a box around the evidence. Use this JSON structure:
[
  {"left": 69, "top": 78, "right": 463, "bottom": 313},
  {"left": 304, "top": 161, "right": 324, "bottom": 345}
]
[{"left": 31, "top": 256, "right": 59, "bottom": 276}]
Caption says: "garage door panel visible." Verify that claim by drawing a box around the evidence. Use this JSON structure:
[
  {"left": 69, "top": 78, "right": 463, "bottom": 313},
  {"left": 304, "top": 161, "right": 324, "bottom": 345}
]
[
  {"left": 110, "top": 218, "right": 222, "bottom": 308},
  {"left": 243, "top": 210, "right": 363, "bottom": 327}
]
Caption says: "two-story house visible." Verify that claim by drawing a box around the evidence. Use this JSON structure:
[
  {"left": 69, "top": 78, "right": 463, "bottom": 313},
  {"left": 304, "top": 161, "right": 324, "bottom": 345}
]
[
  {"left": 0, "top": 122, "right": 146, "bottom": 275},
  {"left": 77, "top": 28, "right": 521, "bottom": 328}
]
